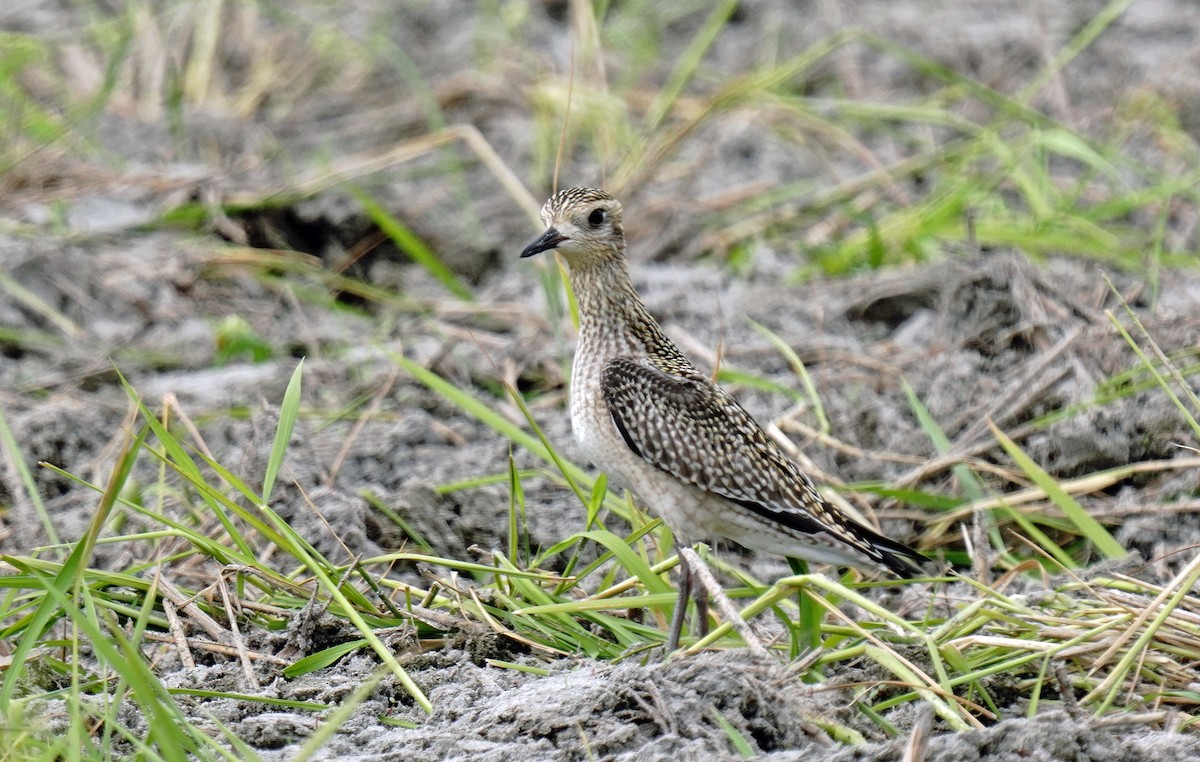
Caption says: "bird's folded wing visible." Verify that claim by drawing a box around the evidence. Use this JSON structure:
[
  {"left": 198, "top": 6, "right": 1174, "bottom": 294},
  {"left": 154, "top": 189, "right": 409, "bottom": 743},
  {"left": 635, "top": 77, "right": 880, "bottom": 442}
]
[
  {"left": 600, "top": 355, "right": 823, "bottom": 516},
  {"left": 600, "top": 355, "right": 930, "bottom": 576}
]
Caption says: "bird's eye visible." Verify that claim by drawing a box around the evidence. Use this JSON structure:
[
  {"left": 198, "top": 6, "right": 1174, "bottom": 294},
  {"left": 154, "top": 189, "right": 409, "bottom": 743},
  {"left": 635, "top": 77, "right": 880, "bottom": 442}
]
[{"left": 588, "top": 208, "right": 606, "bottom": 227}]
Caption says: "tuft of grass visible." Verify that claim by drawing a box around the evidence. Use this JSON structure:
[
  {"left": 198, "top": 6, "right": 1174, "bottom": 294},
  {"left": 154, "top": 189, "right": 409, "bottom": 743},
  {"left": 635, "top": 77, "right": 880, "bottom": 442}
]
[
  {"left": 0, "top": 32, "right": 72, "bottom": 176},
  {"left": 0, "top": 362, "right": 446, "bottom": 756}
]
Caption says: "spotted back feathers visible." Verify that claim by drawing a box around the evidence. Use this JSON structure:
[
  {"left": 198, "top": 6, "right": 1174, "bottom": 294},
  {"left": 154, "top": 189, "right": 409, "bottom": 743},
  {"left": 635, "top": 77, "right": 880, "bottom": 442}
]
[{"left": 601, "top": 356, "right": 928, "bottom": 577}]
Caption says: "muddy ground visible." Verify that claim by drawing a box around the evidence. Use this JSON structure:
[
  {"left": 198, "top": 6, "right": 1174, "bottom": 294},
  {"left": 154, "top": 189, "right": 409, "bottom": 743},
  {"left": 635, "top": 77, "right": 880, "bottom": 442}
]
[{"left": 3, "top": 0, "right": 1200, "bottom": 759}]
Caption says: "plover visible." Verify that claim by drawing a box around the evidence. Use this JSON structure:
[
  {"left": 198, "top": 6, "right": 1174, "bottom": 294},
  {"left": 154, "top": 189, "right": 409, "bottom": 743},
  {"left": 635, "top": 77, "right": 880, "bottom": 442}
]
[{"left": 521, "top": 187, "right": 928, "bottom": 649}]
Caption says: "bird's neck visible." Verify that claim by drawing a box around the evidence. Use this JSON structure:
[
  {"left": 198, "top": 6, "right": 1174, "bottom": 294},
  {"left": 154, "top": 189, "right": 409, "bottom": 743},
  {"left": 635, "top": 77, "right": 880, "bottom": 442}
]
[
  {"left": 568, "top": 254, "right": 679, "bottom": 362},
  {"left": 571, "top": 255, "right": 637, "bottom": 321}
]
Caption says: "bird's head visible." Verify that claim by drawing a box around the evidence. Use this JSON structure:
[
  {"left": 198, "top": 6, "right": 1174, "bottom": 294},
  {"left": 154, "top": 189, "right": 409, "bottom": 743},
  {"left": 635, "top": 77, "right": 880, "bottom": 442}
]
[{"left": 520, "top": 187, "right": 625, "bottom": 266}]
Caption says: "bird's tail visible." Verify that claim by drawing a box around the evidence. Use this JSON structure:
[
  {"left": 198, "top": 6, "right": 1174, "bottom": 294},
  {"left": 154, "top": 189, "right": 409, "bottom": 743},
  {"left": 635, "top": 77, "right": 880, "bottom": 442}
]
[{"left": 854, "top": 525, "right": 936, "bottom": 579}]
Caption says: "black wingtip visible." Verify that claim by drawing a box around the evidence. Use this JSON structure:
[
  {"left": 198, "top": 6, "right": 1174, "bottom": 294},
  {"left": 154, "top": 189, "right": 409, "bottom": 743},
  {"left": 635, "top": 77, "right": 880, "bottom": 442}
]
[{"left": 874, "top": 536, "right": 937, "bottom": 579}]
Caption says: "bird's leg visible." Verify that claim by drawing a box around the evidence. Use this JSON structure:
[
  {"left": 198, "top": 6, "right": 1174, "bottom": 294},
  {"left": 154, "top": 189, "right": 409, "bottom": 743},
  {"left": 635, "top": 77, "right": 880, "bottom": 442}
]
[
  {"left": 694, "top": 568, "right": 710, "bottom": 639},
  {"left": 666, "top": 544, "right": 692, "bottom": 652},
  {"left": 664, "top": 544, "right": 711, "bottom": 650},
  {"left": 677, "top": 545, "right": 770, "bottom": 656}
]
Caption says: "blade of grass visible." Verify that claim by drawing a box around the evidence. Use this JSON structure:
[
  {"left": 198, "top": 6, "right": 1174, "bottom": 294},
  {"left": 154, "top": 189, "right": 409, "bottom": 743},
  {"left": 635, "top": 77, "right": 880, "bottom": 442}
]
[
  {"left": 0, "top": 270, "right": 81, "bottom": 338},
  {"left": 642, "top": 0, "right": 740, "bottom": 132},
  {"left": 283, "top": 640, "right": 369, "bottom": 678},
  {"left": 988, "top": 421, "right": 1125, "bottom": 560},
  {"left": 507, "top": 446, "right": 529, "bottom": 567},
  {"left": 351, "top": 187, "right": 473, "bottom": 300},
  {"left": 710, "top": 707, "right": 756, "bottom": 759},
  {"left": 262, "top": 359, "right": 303, "bottom": 504},
  {"left": 786, "top": 557, "right": 822, "bottom": 655},
  {"left": 747, "top": 318, "right": 829, "bottom": 432},
  {"left": 901, "top": 378, "right": 1018, "bottom": 567},
  {"left": 291, "top": 667, "right": 389, "bottom": 762},
  {"left": 0, "top": 402, "right": 59, "bottom": 546},
  {"left": 1103, "top": 278, "right": 1200, "bottom": 440}
]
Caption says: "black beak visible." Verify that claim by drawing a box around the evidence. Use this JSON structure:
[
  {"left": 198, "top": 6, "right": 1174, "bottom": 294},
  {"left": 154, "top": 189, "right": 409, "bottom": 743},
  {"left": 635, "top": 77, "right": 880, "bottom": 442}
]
[{"left": 520, "top": 227, "right": 568, "bottom": 258}]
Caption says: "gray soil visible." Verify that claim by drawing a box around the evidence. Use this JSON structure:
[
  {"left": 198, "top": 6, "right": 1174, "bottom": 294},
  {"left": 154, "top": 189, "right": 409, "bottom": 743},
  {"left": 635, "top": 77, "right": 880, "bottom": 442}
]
[{"left": 3, "top": 0, "right": 1200, "bottom": 759}]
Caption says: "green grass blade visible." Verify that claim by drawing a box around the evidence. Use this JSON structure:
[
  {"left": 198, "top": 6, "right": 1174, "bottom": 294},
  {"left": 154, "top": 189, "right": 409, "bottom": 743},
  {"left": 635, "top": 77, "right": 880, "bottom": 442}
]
[
  {"left": 0, "top": 269, "right": 81, "bottom": 338},
  {"left": 263, "top": 359, "right": 304, "bottom": 504},
  {"left": 292, "top": 668, "right": 389, "bottom": 761},
  {"left": 988, "top": 421, "right": 1125, "bottom": 560},
  {"left": 747, "top": 318, "right": 829, "bottom": 432},
  {"left": 900, "top": 379, "right": 986, "bottom": 501},
  {"left": 507, "top": 446, "right": 526, "bottom": 567},
  {"left": 711, "top": 707, "right": 756, "bottom": 758},
  {"left": 1103, "top": 288, "right": 1200, "bottom": 441},
  {"left": 283, "top": 640, "right": 369, "bottom": 678},
  {"left": 786, "top": 557, "right": 822, "bottom": 655},
  {"left": 643, "top": 0, "right": 740, "bottom": 132},
  {"left": 0, "top": 401, "right": 59, "bottom": 545},
  {"left": 351, "top": 187, "right": 473, "bottom": 300},
  {"left": 577, "top": 530, "right": 673, "bottom": 597}
]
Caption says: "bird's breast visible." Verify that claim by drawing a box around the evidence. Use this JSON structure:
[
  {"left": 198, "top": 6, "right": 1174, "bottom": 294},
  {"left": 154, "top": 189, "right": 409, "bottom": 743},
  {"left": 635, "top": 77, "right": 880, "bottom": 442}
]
[{"left": 569, "top": 331, "right": 645, "bottom": 483}]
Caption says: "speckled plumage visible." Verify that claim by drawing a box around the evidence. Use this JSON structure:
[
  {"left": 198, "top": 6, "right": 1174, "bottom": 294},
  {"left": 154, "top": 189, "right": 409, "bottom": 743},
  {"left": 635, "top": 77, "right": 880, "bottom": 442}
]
[{"left": 520, "top": 187, "right": 927, "bottom": 591}]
